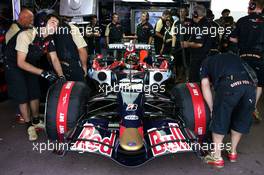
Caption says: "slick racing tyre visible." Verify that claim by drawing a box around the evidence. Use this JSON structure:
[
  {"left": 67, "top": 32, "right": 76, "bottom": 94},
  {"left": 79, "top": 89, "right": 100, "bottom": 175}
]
[
  {"left": 45, "top": 81, "right": 90, "bottom": 141},
  {"left": 171, "top": 83, "right": 210, "bottom": 136}
]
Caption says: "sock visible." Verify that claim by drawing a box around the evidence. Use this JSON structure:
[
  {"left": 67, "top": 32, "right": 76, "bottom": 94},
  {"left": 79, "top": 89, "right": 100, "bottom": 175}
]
[{"left": 32, "top": 117, "right": 40, "bottom": 125}]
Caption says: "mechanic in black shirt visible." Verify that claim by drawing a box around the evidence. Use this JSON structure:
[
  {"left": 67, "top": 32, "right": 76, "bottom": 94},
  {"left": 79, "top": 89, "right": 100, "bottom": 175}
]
[
  {"left": 207, "top": 9, "right": 221, "bottom": 56},
  {"left": 154, "top": 10, "right": 171, "bottom": 55},
  {"left": 105, "top": 13, "right": 136, "bottom": 58},
  {"left": 86, "top": 15, "right": 101, "bottom": 55},
  {"left": 105, "top": 13, "right": 124, "bottom": 46},
  {"left": 181, "top": 5, "right": 212, "bottom": 82},
  {"left": 105, "top": 13, "right": 136, "bottom": 46},
  {"left": 4, "top": 11, "right": 64, "bottom": 141},
  {"left": 220, "top": 16, "right": 235, "bottom": 53},
  {"left": 201, "top": 53, "right": 256, "bottom": 168},
  {"left": 171, "top": 7, "right": 193, "bottom": 81},
  {"left": 136, "top": 11, "right": 154, "bottom": 44},
  {"left": 230, "top": 0, "right": 264, "bottom": 120},
  {"left": 48, "top": 20, "right": 88, "bottom": 81},
  {"left": 214, "top": 9, "right": 231, "bottom": 27}
]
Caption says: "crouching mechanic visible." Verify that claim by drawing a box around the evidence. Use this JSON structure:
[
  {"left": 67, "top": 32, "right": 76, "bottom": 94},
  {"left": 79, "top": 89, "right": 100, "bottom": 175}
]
[
  {"left": 200, "top": 53, "right": 256, "bottom": 168},
  {"left": 4, "top": 12, "right": 64, "bottom": 141},
  {"left": 48, "top": 20, "right": 88, "bottom": 81}
]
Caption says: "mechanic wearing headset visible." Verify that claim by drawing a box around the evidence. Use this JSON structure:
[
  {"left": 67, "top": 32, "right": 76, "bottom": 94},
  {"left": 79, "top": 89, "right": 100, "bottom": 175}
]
[
  {"left": 4, "top": 12, "right": 64, "bottom": 141},
  {"left": 48, "top": 19, "right": 88, "bottom": 81},
  {"left": 154, "top": 10, "right": 171, "bottom": 55},
  {"left": 230, "top": 0, "right": 264, "bottom": 121},
  {"left": 5, "top": 8, "right": 34, "bottom": 124},
  {"left": 181, "top": 4, "right": 212, "bottom": 82},
  {"left": 201, "top": 53, "right": 256, "bottom": 168},
  {"left": 136, "top": 11, "right": 154, "bottom": 44}
]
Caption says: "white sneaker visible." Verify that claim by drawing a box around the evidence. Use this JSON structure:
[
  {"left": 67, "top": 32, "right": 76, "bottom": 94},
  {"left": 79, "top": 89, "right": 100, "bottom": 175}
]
[{"left": 28, "top": 126, "right": 38, "bottom": 141}]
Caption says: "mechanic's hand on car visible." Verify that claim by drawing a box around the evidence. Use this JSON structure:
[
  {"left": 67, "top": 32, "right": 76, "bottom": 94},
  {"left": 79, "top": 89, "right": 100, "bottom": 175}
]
[{"left": 40, "top": 70, "right": 58, "bottom": 83}]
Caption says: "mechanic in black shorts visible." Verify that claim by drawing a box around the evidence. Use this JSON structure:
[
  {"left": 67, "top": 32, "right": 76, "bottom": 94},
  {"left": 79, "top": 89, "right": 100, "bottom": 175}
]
[
  {"left": 136, "top": 11, "right": 154, "bottom": 44},
  {"left": 200, "top": 53, "right": 256, "bottom": 168},
  {"left": 4, "top": 11, "right": 64, "bottom": 141},
  {"left": 230, "top": 0, "right": 264, "bottom": 121}
]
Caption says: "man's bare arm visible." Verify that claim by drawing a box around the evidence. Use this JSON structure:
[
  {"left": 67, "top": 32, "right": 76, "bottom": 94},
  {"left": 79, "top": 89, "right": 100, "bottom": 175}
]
[
  {"left": 201, "top": 77, "right": 213, "bottom": 114},
  {"left": 49, "top": 51, "right": 64, "bottom": 77},
  {"left": 78, "top": 47, "right": 88, "bottom": 76},
  {"left": 17, "top": 51, "right": 43, "bottom": 75}
]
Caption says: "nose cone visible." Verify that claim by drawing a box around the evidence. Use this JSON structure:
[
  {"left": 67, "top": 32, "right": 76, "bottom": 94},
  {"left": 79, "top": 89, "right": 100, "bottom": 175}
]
[{"left": 120, "top": 128, "right": 144, "bottom": 151}]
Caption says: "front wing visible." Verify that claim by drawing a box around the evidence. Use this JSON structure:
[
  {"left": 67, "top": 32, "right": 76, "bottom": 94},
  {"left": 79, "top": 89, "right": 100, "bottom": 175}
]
[{"left": 66, "top": 117, "right": 200, "bottom": 167}]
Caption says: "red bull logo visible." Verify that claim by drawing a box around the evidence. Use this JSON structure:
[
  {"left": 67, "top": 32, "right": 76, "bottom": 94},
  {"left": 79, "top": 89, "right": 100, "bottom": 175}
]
[
  {"left": 148, "top": 123, "right": 192, "bottom": 157},
  {"left": 71, "top": 123, "right": 116, "bottom": 157}
]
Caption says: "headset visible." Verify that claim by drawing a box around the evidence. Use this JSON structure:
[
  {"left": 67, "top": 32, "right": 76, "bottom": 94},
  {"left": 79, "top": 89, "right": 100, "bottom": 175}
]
[
  {"left": 249, "top": 1, "right": 257, "bottom": 11},
  {"left": 193, "top": 11, "right": 199, "bottom": 18}
]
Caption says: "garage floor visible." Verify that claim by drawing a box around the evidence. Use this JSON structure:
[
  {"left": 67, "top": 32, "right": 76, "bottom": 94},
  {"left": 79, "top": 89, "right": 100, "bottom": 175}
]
[{"left": 0, "top": 95, "right": 263, "bottom": 175}]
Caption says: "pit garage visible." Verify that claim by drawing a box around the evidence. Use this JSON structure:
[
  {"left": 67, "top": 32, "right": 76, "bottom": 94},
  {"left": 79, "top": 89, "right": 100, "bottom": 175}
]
[{"left": 0, "top": 0, "right": 264, "bottom": 174}]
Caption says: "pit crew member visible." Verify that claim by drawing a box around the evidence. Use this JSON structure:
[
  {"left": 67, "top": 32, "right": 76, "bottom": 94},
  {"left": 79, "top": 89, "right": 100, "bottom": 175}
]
[
  {"left": 181, "top": 5, "right": 212, "bottom": 82},
  {"left": 230, "top": 0, "right": 264, "bottom": 121},
  {"left": 201, "top": 53, "right": 256, "bottom": 168},
  {"left": 4, "top": 12, "right": 64, "bottom": 141},
  {"left": 154, "top": 10, "right": 171, "bottom": 55},
  {"left": 48, "top": 20, "right": 88, "bottom": 81},
  {"left": 136, "top": 11, "right": 154, "bottom": 44}
]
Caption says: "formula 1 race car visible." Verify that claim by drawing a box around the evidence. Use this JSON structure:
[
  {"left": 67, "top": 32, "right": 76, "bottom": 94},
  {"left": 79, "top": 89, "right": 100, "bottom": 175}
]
[{"left": 45, "top": 42, "right": 210, "bottom": 167}]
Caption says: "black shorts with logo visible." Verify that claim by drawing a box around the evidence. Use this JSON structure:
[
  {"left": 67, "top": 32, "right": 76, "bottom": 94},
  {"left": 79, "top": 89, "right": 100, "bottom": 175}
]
[
  {"left": 211, "top": 80, "right": 256, "bottom": 135},
  {"left": 5, "top": 66, "right": 40, "bottom": 104}
]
